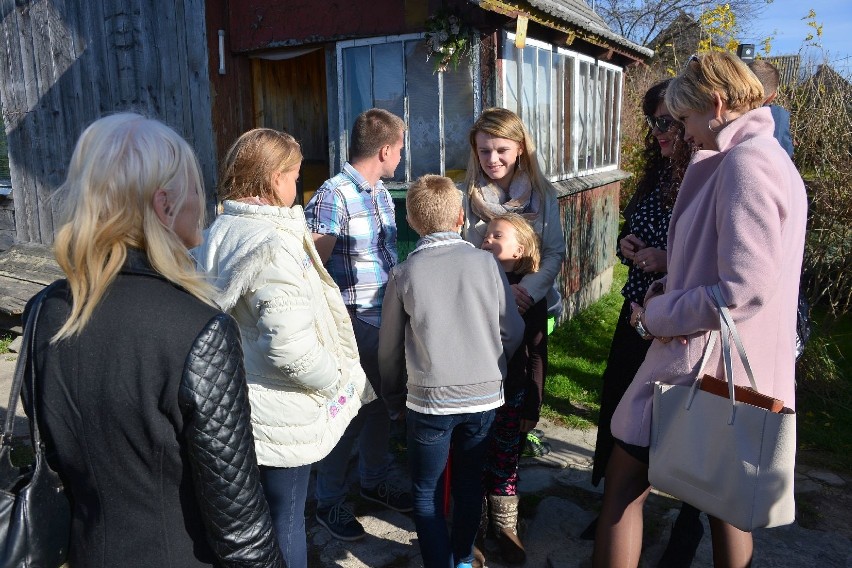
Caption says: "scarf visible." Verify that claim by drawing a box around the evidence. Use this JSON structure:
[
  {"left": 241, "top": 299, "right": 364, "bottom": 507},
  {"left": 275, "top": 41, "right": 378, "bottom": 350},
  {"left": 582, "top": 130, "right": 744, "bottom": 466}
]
[{"left": 469, "top": 169, "right": 538, "bottom": 223}]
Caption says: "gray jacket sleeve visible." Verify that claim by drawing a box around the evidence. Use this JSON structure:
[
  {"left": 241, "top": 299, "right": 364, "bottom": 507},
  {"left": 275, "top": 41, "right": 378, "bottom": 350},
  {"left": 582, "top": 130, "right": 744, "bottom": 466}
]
[
  {"left": 179, "top": 313, "right": 285, "bottom": 568},
  {"left": 497, "top": 263, "right": 526, "bottom": 361},
  {"left": 378, "top": 270, "right": 408, "bottom": 419},
  {"left": 520, "top": 191, "right": 566, "bottom": 302}
]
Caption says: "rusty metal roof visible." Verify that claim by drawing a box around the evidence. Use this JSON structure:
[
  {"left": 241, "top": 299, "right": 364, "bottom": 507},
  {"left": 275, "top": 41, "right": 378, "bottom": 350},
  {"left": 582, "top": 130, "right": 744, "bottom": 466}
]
[{"left": 472, "top": 0, "right": 653, "bottom": 59}]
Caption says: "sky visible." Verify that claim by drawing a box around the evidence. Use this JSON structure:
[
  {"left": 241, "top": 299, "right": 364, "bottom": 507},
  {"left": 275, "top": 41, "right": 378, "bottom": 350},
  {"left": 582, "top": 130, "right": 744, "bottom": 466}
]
[{"left": 743, "top": 0, "right": 852, "bottom": 77}]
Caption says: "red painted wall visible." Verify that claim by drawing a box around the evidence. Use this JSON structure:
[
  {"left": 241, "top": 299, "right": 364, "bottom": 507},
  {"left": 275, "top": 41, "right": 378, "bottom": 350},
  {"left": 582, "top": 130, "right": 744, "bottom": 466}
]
[{"left": 228, "top": 0, "right": 431, "bottom": 53}]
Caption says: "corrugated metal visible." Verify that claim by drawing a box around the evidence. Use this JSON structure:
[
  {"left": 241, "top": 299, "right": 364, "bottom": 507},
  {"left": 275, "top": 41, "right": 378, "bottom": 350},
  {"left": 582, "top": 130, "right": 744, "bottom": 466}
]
[
  {"left": 471, "top": 0, "right": 653, "bottom": 58},
  {"left": 765, "top": 55, "right": 800, "bottom": 89}
]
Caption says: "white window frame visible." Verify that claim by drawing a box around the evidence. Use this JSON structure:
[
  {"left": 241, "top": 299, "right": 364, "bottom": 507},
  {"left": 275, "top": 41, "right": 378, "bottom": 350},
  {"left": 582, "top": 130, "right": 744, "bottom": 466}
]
[
  {"left": 503, "top": 32, "right": 622, "bottom": 181},
  {"left": 335, "top": 34, "right": 481, "bottom": 184}
]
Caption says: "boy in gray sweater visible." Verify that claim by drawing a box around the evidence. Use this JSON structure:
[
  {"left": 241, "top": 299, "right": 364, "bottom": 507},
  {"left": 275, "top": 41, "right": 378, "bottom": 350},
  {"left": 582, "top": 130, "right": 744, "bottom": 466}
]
[{"left": 378, "top": 174, "right": 524, "bottom": 568}]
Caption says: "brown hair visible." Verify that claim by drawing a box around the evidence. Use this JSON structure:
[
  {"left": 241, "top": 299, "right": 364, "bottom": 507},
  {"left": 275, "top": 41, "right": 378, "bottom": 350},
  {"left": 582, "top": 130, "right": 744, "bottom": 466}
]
[
  {"left": 748, "top": 59, "right": 780, "bottom": 99},
  {"left": 488, "top": 213, "right": 541, "bottom": 275},
  {"left": 406, "top": 174, "right": 462, "bottom": 236},
  {"left": 349, "top": 108, "right": 406, "bottom": 162},
  {"left": 666, "top": 51, "right": 765, "bottom": 117},
  {"left": 218, "top": 128, "right": 302, "bottom": 206}
]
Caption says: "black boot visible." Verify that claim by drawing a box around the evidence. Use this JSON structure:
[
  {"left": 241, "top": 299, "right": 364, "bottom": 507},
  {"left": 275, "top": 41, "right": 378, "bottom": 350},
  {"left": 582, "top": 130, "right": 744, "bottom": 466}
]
[{"left": 657, "top": 503, "right": 704, "bottom": 568}]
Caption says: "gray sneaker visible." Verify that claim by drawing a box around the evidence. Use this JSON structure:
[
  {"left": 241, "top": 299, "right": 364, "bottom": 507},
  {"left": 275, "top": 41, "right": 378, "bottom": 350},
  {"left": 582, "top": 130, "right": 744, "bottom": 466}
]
[
  {"left": 315, "top": 502, "right": 365, "bottom": 541},
  {"left": 360, "top": 481, "right": 413, "bottom": 512}
]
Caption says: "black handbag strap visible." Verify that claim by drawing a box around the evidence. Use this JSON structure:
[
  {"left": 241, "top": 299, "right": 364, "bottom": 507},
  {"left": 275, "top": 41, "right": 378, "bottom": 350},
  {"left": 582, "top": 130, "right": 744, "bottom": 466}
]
[{"left": 1, "top": 282, "right": 60, "bottom": 452}]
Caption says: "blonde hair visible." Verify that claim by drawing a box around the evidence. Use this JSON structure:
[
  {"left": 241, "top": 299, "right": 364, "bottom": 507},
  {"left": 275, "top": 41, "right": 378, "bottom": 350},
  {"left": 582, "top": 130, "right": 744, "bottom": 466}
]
[
  {"left": 219, "top": 128, "right": 302, "bottom": 206},
  {"left": 406, "top": 175, "right": 462, "bottom": 236},
  {"left": 666, "top": 51, "right": 765, "bottom": 117},
  {"left": 464, "top": 107, "right": 555, "bottom": 199},
  {"left": 488, "top": 213, "right": 541, "bottom": 275},
  {"left": 52, "top": 113, "right": 214, "bottom": 340}
]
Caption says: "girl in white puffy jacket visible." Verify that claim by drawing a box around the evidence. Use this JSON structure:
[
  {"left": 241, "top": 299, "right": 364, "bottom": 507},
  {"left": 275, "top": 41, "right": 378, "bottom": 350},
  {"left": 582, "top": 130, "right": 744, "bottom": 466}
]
[{"left": 194, "top": 129, "right": 375, "bottom": 568}]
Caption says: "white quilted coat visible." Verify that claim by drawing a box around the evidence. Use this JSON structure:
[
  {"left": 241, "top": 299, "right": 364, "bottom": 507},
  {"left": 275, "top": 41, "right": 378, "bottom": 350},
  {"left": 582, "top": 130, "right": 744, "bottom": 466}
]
[{"left": 194, "top": 201, "right": 375, "bottom": 467}]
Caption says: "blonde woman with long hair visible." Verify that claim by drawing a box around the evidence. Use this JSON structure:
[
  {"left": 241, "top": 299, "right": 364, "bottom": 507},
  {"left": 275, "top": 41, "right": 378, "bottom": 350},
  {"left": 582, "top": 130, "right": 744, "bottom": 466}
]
[
  {"left": 194, "top": 128, "right": 374, "bottom": 568},
  {"left": 462, "top": 108, "right": 565, "bottom": 566},
  {"left": 24, "top": 113, "right": 283, "bottom": 567}
]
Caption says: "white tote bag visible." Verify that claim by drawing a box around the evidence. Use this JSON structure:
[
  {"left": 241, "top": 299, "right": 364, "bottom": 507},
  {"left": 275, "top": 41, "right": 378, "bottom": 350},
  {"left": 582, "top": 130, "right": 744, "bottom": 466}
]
[{"left": 649, "top": 285, "right": 796, "bottom": 531}]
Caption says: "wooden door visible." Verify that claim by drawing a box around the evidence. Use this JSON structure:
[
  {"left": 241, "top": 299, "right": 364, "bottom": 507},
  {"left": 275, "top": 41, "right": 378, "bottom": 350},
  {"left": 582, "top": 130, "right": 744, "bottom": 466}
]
[{"left": 252, "top": 48, "right": 328, "bottom": 205}]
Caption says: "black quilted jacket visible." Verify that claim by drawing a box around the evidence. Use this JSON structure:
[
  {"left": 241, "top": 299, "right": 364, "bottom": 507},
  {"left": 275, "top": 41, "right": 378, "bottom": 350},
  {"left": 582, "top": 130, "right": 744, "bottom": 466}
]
[{"left": 24, "top": 249, "right": 284, "bottom": 567}]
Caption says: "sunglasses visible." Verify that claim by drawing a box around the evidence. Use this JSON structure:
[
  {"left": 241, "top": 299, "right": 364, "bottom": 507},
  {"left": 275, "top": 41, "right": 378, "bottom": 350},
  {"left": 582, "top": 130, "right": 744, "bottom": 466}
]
[{"left": 645, "top": 115, "right": 677, "bottom": 133}]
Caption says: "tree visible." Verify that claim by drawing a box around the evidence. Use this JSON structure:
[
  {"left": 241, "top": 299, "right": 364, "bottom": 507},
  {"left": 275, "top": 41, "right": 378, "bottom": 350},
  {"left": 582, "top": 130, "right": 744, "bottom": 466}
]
[{"left": 594, "top": 0, "right": 770, "bottom": 47}]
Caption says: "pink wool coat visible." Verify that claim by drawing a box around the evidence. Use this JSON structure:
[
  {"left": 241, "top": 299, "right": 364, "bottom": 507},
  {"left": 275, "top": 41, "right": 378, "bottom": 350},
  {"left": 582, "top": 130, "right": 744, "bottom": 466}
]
[{"left": 611, "top": 107, "right": 807, "bottom": 447}]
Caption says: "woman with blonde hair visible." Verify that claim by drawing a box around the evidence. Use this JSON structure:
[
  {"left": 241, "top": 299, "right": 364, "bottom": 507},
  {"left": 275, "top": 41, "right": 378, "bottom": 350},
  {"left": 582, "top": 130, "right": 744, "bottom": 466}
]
[
  {"left": 194, "top": 128, "right": 374, "bottom": 568},
  {"left": 463, "top": 108, "right": 565, "bottom": 318},
  {"left": 463, "top": 108, "right": 565, "bottom": 565},
  {"left": 24, "top": 113, "right": 283, "bottom": 567},
  {"left": 595, "top": 51, "right": 807, "bottom": 567}
]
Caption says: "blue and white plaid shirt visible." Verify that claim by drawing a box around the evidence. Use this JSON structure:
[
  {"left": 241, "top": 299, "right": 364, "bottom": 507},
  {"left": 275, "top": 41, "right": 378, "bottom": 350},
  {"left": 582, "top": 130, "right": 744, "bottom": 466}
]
[{"left": 305, "top": 162, "right": 398, "bottom": 327}]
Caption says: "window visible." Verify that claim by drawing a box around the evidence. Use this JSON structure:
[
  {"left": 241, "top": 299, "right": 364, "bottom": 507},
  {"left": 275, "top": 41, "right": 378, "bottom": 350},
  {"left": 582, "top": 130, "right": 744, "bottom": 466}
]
[
  {"left": 336, "top": 34, "right": 477, "bottom": 185},
  {"left": 502, "top": 33, "right": 622, "bottom": 180}
]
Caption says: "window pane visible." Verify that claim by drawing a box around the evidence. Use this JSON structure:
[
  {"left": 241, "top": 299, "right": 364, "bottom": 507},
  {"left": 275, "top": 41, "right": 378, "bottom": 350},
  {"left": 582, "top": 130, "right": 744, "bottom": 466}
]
[
  {"left": 563, "top": 56, "right": 574, "bottom": 175},
  {"left": 406, "top": 40, "right": 440, "bottom": 180},
  {"left": 578, "top": 61, "right": 590, "bottom": 170},
  {"left": 502, "top": 41, "right": 519, "bottom": 114},
  {"left": 536, "top": 49, "right": 551, "bottom": 175},
  {"left": 373, "top": 44, "right": 405, "bottom": 117},
  {"left": 442, "top": 56, "right": 475, "bottom": 180},
  {"left": 551, "top": 54, "right": 560, "bottom": 176},
  {"left": 521, "top": 46, "right": 535, "bottom": 127},
  {"left": 373, "top": 43, "right": 406, "bottom": 179},
  {"left": 343, "top": 46, "right": 372, "bottom": 136}
]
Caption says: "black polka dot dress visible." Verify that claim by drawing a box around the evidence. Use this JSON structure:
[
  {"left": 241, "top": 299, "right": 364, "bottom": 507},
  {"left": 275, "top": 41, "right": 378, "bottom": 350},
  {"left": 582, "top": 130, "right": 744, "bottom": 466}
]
[{"left": 617, "top": 185, "right": 672, "bottom": 304}]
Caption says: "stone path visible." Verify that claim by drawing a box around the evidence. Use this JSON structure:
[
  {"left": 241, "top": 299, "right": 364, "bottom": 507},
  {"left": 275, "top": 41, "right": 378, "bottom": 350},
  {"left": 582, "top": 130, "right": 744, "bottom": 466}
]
[{"left": 2, "top": 350, "right": 851, "bottom": 567}]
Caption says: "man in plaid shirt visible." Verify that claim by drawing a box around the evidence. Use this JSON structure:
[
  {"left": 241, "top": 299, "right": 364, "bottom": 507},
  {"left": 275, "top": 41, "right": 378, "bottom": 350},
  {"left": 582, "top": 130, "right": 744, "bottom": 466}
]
[{"left": 305, "top": 108, "right": 413, "bottom": 541}]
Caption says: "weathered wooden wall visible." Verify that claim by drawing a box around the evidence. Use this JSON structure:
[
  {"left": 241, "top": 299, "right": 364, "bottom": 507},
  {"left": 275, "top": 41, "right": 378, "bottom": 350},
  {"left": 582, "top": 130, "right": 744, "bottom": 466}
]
[
  {"left": 0, "top": 0, "right": 216, "bottom": 244},
  {"left": 558, "top": 179, "right": 621, "bottom": 320}
]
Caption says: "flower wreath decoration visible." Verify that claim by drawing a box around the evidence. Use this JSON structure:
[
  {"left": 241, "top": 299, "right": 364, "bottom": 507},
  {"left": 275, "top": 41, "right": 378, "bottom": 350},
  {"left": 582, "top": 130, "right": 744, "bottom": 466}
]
[{"left": 424, "top": 10, "right": 475, "bottom": 73}]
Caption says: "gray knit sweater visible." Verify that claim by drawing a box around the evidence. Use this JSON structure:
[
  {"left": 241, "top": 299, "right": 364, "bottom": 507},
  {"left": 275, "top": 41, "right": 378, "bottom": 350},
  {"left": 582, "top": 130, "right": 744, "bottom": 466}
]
[{"left": 378, "top": 232, "right": 525, "bottom": 417}]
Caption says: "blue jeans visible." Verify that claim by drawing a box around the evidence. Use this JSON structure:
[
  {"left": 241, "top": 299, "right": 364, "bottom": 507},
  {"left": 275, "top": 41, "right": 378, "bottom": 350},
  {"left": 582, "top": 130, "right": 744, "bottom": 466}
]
[
  {"left": 407, "top": 409, "right": 495, "bottom": 568},
  {"left": 315, "top": 317, "right": 391, "bottom": 509},
  {"left": 260, "top": 464, "right": 311, "bottom": 568}
]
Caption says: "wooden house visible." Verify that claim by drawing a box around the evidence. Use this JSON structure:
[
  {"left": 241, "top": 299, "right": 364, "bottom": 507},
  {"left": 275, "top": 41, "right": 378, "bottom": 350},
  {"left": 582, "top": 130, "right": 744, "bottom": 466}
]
[{"left": 0, "top": 0, "right": 650, "bottom": 325}]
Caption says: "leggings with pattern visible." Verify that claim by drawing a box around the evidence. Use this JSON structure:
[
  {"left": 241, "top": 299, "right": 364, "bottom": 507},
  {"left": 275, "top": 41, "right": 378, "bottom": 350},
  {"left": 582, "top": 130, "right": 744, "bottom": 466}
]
[{"left": 483, "top": 389, "right": 525, "bottom": 496}]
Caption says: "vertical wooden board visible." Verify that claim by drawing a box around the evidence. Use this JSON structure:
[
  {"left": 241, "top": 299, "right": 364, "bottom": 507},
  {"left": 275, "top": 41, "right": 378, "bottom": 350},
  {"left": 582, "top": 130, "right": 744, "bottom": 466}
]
[{"left": 182, "top": 0, "right": 217, "bottom": 197}]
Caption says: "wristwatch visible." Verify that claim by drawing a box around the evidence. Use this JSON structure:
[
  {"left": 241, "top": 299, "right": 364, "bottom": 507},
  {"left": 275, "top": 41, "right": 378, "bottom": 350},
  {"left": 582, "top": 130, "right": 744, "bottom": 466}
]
[{"left": 634, "top": 312, "right": 653, "bottom": 339}]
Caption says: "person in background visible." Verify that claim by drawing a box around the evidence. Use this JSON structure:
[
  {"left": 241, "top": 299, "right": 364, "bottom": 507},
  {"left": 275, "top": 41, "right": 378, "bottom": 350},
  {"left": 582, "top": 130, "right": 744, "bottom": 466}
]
[
  {"left": 596, "top": 51, "right": 807, "bottom": 568},
  {"left": 748, "top": 59, "right": 794, "bottom": 157},
  {"left": 379, "top": 174, "right": 524, "bottom": 568},
  {"left": 585, "top": 79, "right": 703, "bottom": 567},
  {"left": 478, "top": 212, "right": 548, "bottom": 566},
  {"left": 194, "top": 128, "right": 374, "bottom": 568},
  {"left": 25, "top": 113, "right": 283, "bottom": 567},
  {"left": 305, "top": 108, "right": 413, "bottom": 541}
]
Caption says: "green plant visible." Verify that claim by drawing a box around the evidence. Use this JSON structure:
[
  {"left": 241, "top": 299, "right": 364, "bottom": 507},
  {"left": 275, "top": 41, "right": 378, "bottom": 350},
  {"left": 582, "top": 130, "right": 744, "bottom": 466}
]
[
  {"left": 424, "top": 10, "right": 474, "bottom": 73},
  {"left": 0, "top": 332, "right": 13, "bottom": 354}
]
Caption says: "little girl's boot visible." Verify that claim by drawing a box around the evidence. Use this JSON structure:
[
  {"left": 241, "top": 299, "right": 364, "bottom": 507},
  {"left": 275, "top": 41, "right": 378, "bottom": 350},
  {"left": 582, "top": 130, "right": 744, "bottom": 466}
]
[{"left": 488, "top": 494, "right": 526, "bottom": 565}]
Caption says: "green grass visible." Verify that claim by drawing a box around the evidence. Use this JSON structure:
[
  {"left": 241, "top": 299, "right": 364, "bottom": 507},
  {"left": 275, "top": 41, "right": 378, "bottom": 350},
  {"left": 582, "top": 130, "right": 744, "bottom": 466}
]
[
  {"left": 542, "top": 263, "right": 627, "bottom": 428},
  {"left": 544, "top": 263, "right": 852, "bottom": 474},
  {"left": 0, "top": 332, "right": 12, "bottom": 354}
]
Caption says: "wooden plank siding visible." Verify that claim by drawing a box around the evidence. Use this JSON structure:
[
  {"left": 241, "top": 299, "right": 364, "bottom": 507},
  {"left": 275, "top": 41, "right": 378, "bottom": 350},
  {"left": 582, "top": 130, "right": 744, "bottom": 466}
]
[{"left": 0, "top": 0, "right": 217, "bottom": 244}]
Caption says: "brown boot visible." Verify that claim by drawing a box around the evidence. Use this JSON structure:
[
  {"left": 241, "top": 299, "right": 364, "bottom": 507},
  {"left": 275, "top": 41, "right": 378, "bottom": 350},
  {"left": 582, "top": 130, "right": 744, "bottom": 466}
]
[{"left": 488, "top": 494, "right": 526, "bottom": 565}]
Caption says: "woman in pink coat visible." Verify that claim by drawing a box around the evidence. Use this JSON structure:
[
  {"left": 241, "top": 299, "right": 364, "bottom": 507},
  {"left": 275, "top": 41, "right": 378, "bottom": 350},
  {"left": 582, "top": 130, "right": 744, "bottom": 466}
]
[{"left": 594, "top": 52, "right": 807, "bottom": 567}]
